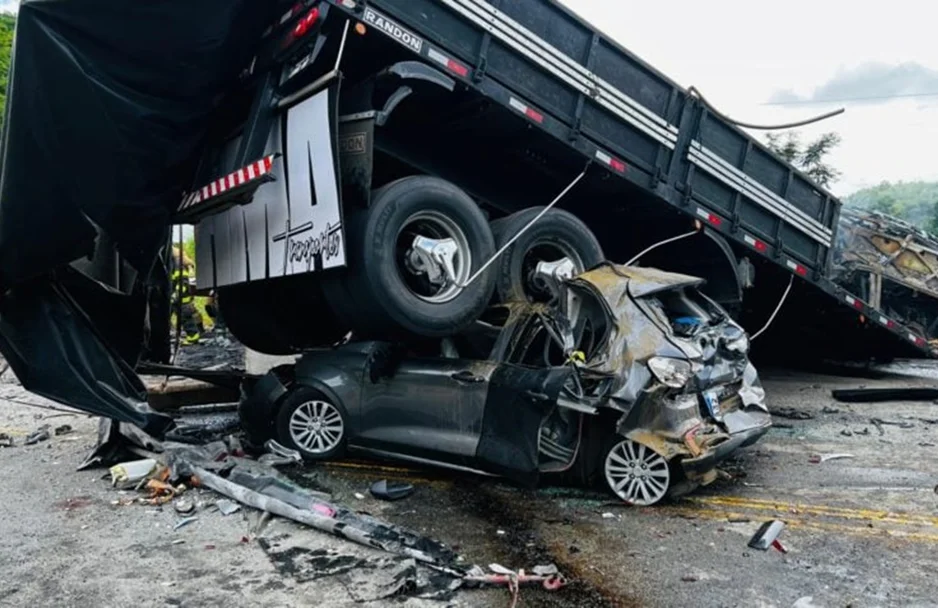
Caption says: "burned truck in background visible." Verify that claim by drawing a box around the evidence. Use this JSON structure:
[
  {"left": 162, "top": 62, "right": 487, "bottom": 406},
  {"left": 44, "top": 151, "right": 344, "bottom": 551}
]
[{"left": 833, "top": 209, "right": 938, "bottom": 348}]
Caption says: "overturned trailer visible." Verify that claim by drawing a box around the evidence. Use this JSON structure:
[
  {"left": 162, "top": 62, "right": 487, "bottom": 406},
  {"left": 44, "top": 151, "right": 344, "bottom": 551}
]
[{"left": 0, "top": 0, "right": 931, "bottom": 436}]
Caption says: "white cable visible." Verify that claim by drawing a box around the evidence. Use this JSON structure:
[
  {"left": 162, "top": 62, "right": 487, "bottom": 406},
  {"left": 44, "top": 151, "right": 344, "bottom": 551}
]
[
  {"left": 625, "top": 230, "right": 699, "bottom": 267},
  {"left": 456, "top": 170, "right": 587, "bottom": 289},
  {"left": 749, "top": 274, "right": 795, "bottom": 341}
]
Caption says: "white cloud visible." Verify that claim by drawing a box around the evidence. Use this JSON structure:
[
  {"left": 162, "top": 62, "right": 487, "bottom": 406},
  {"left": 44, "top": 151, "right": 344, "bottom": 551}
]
[
  {"left": 0, "top": 0, "right": 17, "bottom": 14},
  {"left": 562, "top": 0, "right": 938, "bottom": 196}
]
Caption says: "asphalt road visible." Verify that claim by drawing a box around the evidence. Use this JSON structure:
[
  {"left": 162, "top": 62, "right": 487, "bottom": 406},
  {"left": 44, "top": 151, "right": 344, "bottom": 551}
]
[{"left": 2, "top": 362, "right": 938, "bottom": 607}]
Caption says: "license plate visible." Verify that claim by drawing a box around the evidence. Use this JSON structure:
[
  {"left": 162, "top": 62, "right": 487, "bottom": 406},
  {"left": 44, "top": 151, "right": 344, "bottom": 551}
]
[{"left": 704, "top": 390, "right": 723, "bottom": 420}]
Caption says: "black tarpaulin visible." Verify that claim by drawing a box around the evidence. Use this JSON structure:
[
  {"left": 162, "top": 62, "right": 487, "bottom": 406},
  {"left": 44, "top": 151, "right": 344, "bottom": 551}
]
[
  {"left": 0, "top": 0, "right": 280, "bottom": 429},
  {"left": 0, "top": 271, "right": 174, "bottom": 435},
  {"left": 0, "top": 0, "right": 280, "bottom": 286}
]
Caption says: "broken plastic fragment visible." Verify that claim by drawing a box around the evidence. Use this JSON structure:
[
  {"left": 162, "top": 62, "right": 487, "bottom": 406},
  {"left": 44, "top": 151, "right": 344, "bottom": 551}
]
[
  {"left": 216, "top": 499, "right": 241, "bottom": 516},
  {"left": 748, "top": 520, "right": 785, "bottom": 551},
  {"left": 808, "top": 453, "right": 855, "bottom": 464},
  {"left": 370, "top": 479, "right": 415, "bottom": 501},
  {"left": 109, "top": 459, "right": 158, "bottom": 486},
  {"left": 173, "top": 516, "right": 199, "bottom": 531},
  {"left": 25, "top": 426, "right": 50, "bottom": 445}
]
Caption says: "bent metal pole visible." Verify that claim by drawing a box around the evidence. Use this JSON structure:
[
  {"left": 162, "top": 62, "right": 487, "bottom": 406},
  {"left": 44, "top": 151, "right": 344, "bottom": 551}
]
[{"left": 455, "top": 168, "right": 588, "bottom": 291}]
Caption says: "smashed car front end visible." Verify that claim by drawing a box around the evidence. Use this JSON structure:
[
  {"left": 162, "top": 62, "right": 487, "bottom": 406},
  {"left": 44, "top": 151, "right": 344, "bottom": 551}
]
[{"left": 568, "top": 264, "right": 771, "bottom": 489}]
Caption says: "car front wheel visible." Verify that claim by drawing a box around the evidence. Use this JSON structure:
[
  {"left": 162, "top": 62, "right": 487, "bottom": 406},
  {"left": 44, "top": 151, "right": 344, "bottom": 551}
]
[
  {"left": 603, "top": 437, "right": 671, "bottom": 506},
  {"left": 276, "top": 387, "right": 348, "bottom": 461}
]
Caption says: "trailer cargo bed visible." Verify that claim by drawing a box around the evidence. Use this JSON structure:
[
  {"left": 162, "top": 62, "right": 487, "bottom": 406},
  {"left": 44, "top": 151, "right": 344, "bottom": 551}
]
[{"left": 329, "top": 0, "right": 933, "bottom": 357}]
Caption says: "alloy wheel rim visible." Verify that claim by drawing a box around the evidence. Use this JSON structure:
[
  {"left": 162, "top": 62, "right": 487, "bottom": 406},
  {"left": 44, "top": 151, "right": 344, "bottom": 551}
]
[
  {"left": 604, "top": 438, "right": 670, "bottom": 505},
  {"left": 288, "top": 400, "right": 344, "bottom": 454}
]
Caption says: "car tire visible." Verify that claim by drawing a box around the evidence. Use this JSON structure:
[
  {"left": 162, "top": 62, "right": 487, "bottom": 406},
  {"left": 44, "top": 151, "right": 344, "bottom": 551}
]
[
  {"left": 275, "top": 386, "right": 348, "bottom": 461},
  {"left": 331, "top": 176, "right": 496, "bottom": 337},
  {"left": 602, "top": 437, "right": 671, "bottom": 506},
  {"left": 490, "top": 207, "right": 604, "bottom": 304},
  {"left": 219, "top": 276, "right": 350, "bottom": 355}
]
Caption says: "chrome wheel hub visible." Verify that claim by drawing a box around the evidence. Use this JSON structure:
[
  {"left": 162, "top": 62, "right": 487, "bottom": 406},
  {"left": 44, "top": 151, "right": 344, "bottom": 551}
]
[{"left": 397, "top": 210, "right": 472, "bottom": 304}]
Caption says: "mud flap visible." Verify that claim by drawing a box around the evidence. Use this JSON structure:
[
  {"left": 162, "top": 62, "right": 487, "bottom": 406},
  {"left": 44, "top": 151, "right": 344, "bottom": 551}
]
[
  {"left": 474, "top": 365, "right": 573, "bottom": 487},
  {"left": 0, "top": 272, "right": 173, "bottom": 436}
]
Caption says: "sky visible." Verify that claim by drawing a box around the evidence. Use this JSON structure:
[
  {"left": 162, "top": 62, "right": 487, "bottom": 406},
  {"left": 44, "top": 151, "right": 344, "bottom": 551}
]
[{"left": 564, "top": 0, "right": 938, "bottom": 197}]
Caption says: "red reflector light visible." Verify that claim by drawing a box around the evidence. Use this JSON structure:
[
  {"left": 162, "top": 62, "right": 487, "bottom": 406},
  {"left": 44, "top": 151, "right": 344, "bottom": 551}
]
[{"left": 293, "top": 7, "right": 320, "bottom": 38}]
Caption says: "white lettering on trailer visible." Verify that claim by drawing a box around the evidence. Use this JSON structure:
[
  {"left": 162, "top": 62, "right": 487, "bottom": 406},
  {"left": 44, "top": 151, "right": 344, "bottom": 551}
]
[{"left": 363, "top": 9, "right": 423, "bottom": 53}]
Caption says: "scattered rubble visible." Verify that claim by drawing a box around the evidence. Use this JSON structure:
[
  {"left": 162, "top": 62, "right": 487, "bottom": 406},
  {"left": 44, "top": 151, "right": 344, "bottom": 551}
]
[
  {"left": 24, "top": 426, "right": 50, "bottom": 445},
  {"left": 53, "top": 424, "right": 73, "bottom": 436},
  {"left": 809, "top": 453, "right": 855, "bottom": 464},
  {"left": 772, "top": 407, "right": 814, "bottom": 420},
  {"left": 0, "top": 433, "right": 14, "bottom": 448},
  {"left": 370, "top": 479, "right": 415, "bottom": 501}
]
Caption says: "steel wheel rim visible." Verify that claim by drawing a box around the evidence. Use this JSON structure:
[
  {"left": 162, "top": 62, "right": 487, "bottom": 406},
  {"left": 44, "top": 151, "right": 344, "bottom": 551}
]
[
  {"left": 523, "top": 239, "right": 583, "bottom": 302},
  {"left": 288, "top": 400, "right": 344, "bottom": 455},
  {"left": 604, "top": 439, "right": 670, "bottom": 505},
  {"left": 396, "top": 210, "right": 472, "bottom": 304}
]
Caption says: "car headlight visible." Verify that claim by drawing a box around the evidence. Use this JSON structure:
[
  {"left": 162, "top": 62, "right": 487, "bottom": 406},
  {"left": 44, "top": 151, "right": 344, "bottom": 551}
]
[
  {"left": 726, "top": 334, "right": 749, "bottom": 354},
  {"left": 647, "top": 356, "right": 695, "bottom": 388}
]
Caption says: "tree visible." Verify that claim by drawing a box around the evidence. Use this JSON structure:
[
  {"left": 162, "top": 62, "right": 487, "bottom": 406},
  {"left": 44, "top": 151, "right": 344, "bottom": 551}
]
[
  {"left": 0, "top": 13, "right": 15, "bottom": 133},
  {"left": 765, "top": 131, "right": 842, "bottom": 188}
]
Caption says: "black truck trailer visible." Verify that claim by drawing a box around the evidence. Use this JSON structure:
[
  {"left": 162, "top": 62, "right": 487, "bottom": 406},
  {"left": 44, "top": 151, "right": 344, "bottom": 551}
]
[{"left": 0, "top": 0, "right": 930, "bottom": 431}]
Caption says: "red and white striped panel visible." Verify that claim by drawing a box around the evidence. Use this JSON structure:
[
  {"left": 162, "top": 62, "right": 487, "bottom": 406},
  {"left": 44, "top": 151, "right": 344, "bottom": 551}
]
[
  {"left": 427, "top": 47, "right": 469, "bottom": 77},
  {"left": 742, "top": 234, "right": 768, "bottom": 253},
  {"left": 508, "top": 97, "right": 544, "bottom": 124},
  {"left": 595, "top": 149, "right": 626, "bottom": 174},
  {"left": 909, "top": 333, "right": 927, "bottom": 347},
  {"left": 695, "top": 207, "right": 722, "bottom": 227},
  {"left": 180, "top": 155, "right": 275, "bottom": 211}
]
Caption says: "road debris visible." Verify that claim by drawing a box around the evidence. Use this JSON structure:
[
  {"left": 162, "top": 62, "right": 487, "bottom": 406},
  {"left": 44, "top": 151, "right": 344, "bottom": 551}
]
[
  {"left": 173, "top": 516, "right": 198, "bottom": 531},
  {"left": 772, "top": 407, "right": 814, "bottom": 420},
  {"left": 109, "top": 459, "right": 158, "bottom": 487},
  {"left": 370, "top": 479, "right": 415, "bottom": 501},
  {"left": 215, "top": 499, "right": 241, "bottom": 516},
  {"left": 24, "top": 426, "right": 50, "bottom": 445},
  {"left": 0, "top": 432, "right": 14, "bottom": 447},
  {"left": 258, "top": 439, "right": 302, "bottom": 466},
  {"left": 809, "top": 453, "right": 855, "bottom": 464},
  {"left": 870, "top": 417, "right": 915, "bottom": 429},
  {"left": 832, "top": 387, "right": 938, "bottom": 403},
  {"left": 464, "top": 563, "right": 567, "bottom": 607},
  {"left": 821, "top": 405, "right": 841, "bottom": 414},
  {"left": 748, "top": 520, "right": 786, "bottom": 551},
  {"left": 53, "top": 424, "right": 73, "bottom": 436},
  {"left": 173, "top": 498, "right": 196, "bottom": 515}
]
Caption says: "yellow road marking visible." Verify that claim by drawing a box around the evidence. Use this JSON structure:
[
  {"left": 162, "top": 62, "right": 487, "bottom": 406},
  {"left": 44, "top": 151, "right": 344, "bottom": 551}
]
[
  {"left": 689, "top": 495, "right": 938, "bottom": 528},
  {"left": 668, "top": 507, "right": 938, "bottom": 543}
]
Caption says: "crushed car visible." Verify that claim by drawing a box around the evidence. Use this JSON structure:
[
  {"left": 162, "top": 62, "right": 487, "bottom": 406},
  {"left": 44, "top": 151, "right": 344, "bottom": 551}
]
[{"left": 240, "top": 263, "right": 771, "bottom": 505}]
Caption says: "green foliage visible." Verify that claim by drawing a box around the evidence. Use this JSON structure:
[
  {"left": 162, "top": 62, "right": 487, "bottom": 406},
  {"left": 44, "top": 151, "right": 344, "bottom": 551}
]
[
  {"left": 844, "top": 181, "right": 938, "bottom": 232},
  {"left": 183, "top": 236, "right": 197, "bottom": 266},
  {"left": 0, "top": 13, "right": 14, "bottom": 132},
  {"left": 765, "top": 131, "right": 842, "bottom": 188}
]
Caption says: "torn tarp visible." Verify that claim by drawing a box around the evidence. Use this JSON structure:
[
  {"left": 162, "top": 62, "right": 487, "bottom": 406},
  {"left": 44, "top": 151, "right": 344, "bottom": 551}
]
[
  {"left": 0, "top": 278, "right": 173, "bottom": 436},
  {"left": 0, "top": 0, "right": 280, "bottom": 285}
]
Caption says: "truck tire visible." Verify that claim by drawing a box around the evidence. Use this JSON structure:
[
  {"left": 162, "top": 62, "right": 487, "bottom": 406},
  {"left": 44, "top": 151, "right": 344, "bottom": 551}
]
[
  {"left": 331, "top": 176, "right": 496, "bottom": 337},
  {"left": 490, "top": 207, "right": 604, "bottom": 303},
  {"left": 219, "top": 276, "right": 349, "bottom": 355}
]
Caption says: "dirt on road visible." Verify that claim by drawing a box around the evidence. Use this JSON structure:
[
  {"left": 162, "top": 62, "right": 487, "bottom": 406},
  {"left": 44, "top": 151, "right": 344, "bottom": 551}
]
[{"left": 2, "top": 362, "right": 938, "bottom": 607}]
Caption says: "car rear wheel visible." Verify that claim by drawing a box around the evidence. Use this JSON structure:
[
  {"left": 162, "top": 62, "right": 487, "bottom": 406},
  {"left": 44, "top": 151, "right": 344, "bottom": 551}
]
[
  {"left": 276, "top": 387, "right": 348, "bottom": 461},
  {"left": 329, "top": 176, "right": 496, "bottom": 337},
  {"left": 603, "top": 437, "right": 671, "bottom": 506},
  {"left": 490, "top": 207, "right": 603, "bottom": 304}
]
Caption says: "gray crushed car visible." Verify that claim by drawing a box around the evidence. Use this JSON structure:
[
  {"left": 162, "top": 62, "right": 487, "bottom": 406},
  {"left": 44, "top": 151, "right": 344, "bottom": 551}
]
[{"left": 240, "top": 263, "right": 771, "bottom": 505}]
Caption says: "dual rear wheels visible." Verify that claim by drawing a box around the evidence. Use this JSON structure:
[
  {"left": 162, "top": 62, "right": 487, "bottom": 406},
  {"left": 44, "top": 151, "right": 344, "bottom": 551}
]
[{"left": 223, "top": 175, "right": 605, "bottom": 353}]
